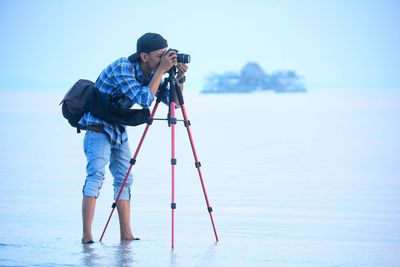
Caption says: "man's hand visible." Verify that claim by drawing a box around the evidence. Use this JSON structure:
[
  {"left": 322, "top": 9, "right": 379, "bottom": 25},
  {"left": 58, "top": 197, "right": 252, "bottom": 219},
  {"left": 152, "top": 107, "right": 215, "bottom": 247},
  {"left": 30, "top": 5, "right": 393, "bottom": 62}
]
[
  {"left": 177, "top": 63, "right": 188, "bottom": 80},
  {"left": 158, "top": 50, "right": 177, "bottom": 74},
  {"left": 176, "top": 62, "right": 187, "bottom": 98}
]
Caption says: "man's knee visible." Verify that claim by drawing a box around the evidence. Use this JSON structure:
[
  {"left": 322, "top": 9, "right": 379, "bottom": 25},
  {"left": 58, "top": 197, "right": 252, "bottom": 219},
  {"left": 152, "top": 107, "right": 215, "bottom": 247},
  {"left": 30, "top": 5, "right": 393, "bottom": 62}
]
[
  {"left": 82, "top": 175, "right": 105, "bottom": 198},
  {"left": 113, "top": 174, "right": 133, "bottom": 200}
]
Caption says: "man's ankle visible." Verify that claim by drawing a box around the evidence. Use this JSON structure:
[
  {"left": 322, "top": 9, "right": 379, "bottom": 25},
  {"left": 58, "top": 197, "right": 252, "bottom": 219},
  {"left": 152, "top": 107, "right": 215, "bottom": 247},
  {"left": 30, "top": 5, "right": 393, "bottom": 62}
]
[
  {"left": 82, "top": 233, "right": 93, "bottom": 243},
  {"left": 120, "top": 228, "right": 134, "bottom": 240},
  {"left": 121, "top": 235, "right": 136, "bottom": 241}
]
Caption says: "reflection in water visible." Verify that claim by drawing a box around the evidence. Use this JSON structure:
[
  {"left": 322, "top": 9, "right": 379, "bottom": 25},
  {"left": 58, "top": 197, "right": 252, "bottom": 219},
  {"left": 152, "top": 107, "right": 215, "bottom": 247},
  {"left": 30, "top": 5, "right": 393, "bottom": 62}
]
[
  {"left": 170, "top": 250, "right": 177, "bottom": 266},
  {"left": 169, "top": 241, "right": 218, "bottom": 267},
  {"left": 199, "top": 243, "right": 218, "bottom": 267},
  {"left": 114, "top": 241, "right": 136, "bottom": 266},
  {"left": 82, "top": 244, "right": 100, "bottom": 266},
  {"left": 81, "top": 242, "right": 136, "bottom": 266}
]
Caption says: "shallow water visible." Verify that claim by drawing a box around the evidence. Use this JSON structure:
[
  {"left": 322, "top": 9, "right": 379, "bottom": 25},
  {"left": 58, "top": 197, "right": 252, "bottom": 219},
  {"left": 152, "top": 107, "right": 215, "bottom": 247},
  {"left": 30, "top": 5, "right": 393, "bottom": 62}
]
[{"left": 0, "top": 89, "right": 399, "bottom": 266}]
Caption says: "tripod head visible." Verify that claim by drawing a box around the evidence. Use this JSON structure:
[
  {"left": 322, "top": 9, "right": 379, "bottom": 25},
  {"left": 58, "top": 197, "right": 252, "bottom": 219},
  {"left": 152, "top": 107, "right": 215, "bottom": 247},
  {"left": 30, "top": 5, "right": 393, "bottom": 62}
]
[
  {"left": 158, "top": 65, "right": 184, "bottom": 106},
  {"left": 168, "top": 64, "right": 178, "bottom": 78},
  {"left": 152, "top": 65, "right": 185, "bottom": 127}
]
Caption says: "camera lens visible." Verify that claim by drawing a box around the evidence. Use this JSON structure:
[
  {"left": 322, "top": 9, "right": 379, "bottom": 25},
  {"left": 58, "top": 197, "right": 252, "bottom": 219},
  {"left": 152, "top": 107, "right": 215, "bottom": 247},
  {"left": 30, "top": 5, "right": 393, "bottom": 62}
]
[{"left": 177, "top": 53, "right": 191, "bottom": 64}]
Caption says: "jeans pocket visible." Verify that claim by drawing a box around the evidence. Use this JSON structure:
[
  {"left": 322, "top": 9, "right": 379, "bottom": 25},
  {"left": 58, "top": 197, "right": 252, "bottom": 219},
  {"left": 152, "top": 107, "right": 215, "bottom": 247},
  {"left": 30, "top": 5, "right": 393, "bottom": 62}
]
[{"left": 84, "top": 131, "right": 108, "bottom": 157}]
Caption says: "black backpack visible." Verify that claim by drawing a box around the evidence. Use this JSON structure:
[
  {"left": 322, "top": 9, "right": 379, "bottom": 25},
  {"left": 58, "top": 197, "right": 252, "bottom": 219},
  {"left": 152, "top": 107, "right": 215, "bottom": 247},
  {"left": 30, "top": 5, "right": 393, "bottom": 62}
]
[
  {"left": 60, "top": 79, "right": 94, "bottom": 132},
  {"left": 60, "top": 79, "right": 150, "bottom": 133}
]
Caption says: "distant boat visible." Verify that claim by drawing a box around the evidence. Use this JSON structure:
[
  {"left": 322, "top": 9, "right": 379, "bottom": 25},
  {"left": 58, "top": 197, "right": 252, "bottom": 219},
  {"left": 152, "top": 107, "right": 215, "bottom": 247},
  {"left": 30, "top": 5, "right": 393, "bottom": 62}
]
[{"left": 202, "top": 62, "right": 306, "bottom": 93}]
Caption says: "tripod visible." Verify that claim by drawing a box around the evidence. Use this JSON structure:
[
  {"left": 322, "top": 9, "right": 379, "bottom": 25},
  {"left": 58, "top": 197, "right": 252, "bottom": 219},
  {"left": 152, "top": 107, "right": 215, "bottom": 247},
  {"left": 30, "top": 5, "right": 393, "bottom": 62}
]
[{"left": 99, "top": 66, "right": 219, "bottom": 249}]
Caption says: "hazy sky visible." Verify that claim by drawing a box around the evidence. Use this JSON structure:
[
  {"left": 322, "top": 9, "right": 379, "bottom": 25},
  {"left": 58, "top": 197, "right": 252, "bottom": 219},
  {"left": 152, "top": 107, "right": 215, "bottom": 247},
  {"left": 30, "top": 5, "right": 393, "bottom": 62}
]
[{"left": 0, "top": 0, "right": 399, "bottom": 90}]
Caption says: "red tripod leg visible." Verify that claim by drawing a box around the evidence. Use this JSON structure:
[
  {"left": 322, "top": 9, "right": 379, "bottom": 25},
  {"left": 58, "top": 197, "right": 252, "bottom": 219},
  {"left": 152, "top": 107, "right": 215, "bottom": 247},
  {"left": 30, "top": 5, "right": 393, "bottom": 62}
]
[
  {"left": 170, "top": 101, "right": 177, "bottom": 249},
  {"left": 99, "top": 101, "right": 161, "bottom": 242},
  {"left": 179, "top": 104, "right": 219, "bottom": 242}
]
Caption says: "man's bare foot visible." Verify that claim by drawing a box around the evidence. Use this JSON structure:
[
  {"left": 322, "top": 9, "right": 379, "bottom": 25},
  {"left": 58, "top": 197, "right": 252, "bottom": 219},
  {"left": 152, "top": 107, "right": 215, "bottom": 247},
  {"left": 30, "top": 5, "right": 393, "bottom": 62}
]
[
  {"left": 121, "top": 234, "right": 140, "bottom": 241},
  {"left": 82, "top": 233, "right": 94, "bottom": 244},
  {"left": 82, "top": 238, "right": 95, "bottom": 244}
]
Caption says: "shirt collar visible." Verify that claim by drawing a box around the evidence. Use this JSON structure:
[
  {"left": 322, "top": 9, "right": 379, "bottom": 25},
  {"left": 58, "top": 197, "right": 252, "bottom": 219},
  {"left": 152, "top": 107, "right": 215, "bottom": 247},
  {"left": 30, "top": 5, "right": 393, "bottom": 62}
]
[{"left": 133, "top": 62, "right": 154, "bottom": 86}]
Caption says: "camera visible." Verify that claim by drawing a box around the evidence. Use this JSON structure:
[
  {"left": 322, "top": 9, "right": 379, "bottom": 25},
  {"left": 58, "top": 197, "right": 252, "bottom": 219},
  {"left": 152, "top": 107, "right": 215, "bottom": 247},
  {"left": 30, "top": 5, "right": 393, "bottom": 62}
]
[{"left": 169, "top": 49, "right": 191, "bottom": 64}]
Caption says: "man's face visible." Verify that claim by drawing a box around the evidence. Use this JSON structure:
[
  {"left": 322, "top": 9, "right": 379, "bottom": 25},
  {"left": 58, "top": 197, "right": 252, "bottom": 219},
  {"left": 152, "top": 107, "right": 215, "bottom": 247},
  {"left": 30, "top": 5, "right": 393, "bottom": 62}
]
[{"left": 146, "top": 48, "right": 168, "bottom": 71}]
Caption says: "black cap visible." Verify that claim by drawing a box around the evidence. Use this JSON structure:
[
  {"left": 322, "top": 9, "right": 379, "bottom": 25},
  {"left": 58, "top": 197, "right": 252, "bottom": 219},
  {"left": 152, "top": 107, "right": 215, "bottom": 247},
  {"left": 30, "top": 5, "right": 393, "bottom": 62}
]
[{"left": 128, "top": 33, "right": 168, "bottom": 62}]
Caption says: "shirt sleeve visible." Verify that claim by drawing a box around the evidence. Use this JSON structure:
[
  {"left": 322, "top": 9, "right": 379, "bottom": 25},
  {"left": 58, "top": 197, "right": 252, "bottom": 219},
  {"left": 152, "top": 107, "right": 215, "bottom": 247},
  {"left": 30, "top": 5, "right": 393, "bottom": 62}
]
[{"left": 113, "top": 62, "right": 154, "bottom": 108}]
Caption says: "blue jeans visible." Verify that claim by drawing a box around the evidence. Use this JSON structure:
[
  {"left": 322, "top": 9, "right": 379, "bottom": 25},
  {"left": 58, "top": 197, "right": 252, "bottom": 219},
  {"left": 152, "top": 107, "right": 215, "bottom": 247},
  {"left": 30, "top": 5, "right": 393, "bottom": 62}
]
[{"left": 82, "top": 131, "right": 133, "bottom": 200}]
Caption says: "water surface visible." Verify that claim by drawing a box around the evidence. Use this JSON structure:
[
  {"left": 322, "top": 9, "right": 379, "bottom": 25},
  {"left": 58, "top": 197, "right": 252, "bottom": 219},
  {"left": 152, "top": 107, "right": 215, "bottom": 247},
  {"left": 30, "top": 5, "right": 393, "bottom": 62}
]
[{"left": 0, "top": 89, "right": 399, "bottom": 266}]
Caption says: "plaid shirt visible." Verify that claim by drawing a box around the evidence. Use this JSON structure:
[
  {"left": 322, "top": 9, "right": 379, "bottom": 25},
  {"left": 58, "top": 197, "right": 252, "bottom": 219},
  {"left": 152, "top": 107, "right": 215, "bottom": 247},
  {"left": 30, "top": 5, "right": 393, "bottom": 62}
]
[{"left": 78, "top": 57, "right": 169, "bottom": 144}]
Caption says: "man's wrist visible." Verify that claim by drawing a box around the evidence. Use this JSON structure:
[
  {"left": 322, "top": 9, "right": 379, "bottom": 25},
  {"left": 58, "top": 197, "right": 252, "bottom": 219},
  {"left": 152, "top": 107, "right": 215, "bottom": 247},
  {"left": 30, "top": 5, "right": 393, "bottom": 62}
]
[
  {"left": 178, "top": 76, "right": 186, "bottom": 84},
  {"left": 154, "top": 68, "right": 165, "bottom": 77}
]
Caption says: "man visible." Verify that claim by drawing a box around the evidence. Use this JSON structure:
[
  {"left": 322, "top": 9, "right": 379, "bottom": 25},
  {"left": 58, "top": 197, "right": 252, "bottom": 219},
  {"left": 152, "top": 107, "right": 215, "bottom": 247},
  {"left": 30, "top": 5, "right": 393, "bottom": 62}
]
[{"left": 78, "top": 33, "right": 188, "bottom": 244}]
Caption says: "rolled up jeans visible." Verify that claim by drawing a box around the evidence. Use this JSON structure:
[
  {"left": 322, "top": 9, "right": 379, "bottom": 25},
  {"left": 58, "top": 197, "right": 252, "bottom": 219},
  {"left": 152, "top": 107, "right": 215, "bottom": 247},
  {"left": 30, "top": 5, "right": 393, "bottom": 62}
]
[{"left": 82, "top": 131, "right": 133, "bottom": 200}]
